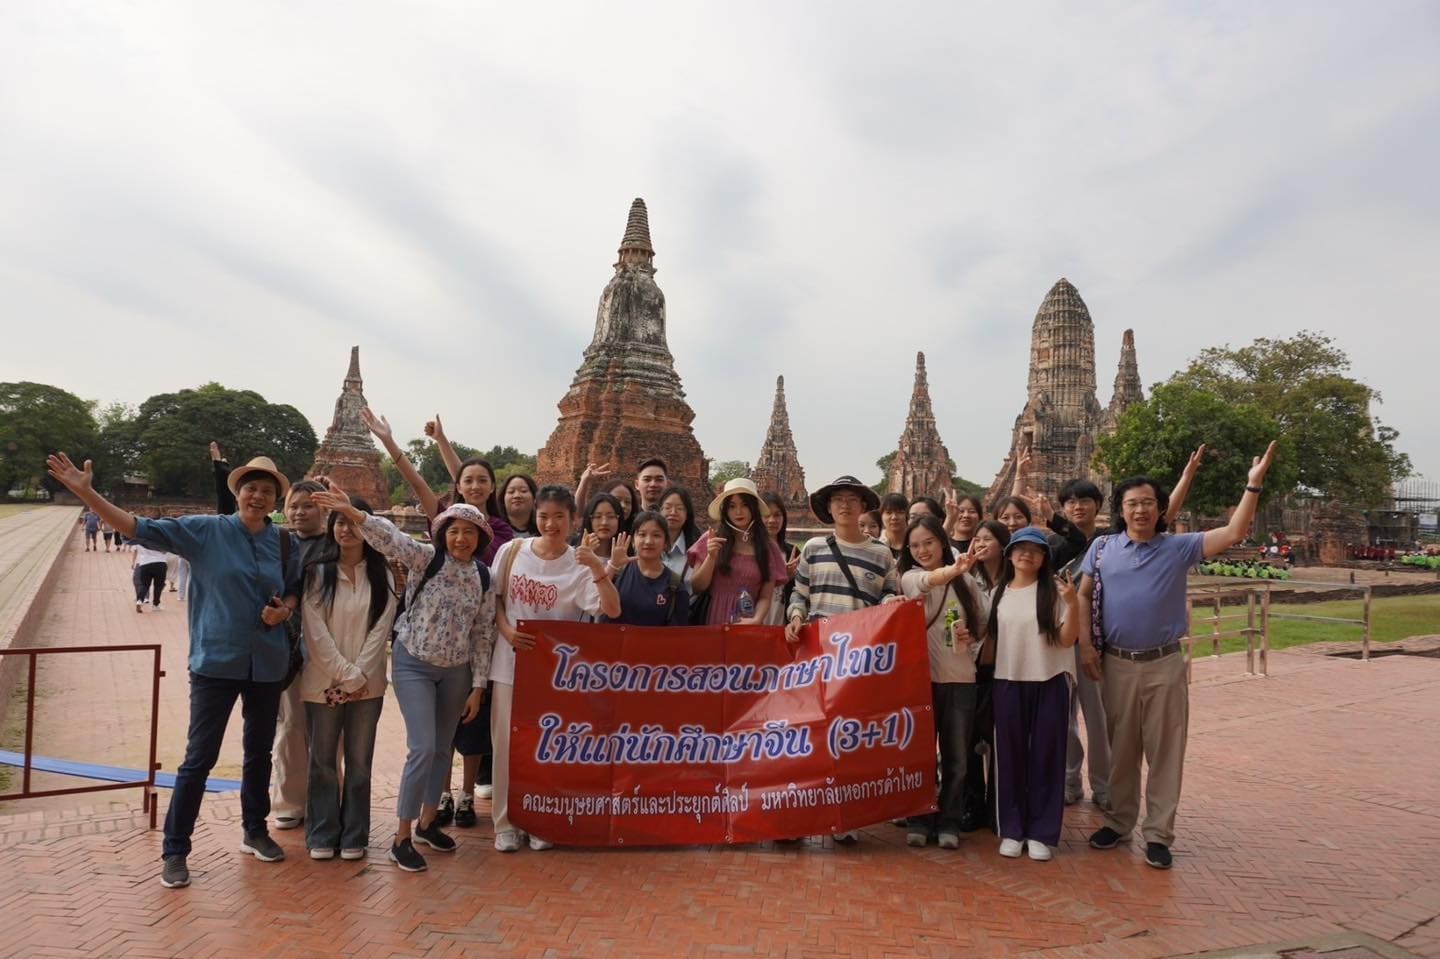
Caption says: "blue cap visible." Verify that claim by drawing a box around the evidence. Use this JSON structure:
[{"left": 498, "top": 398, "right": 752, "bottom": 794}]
[{"left": 1004, "top": 527, "right": 1050, "bottom": 553}]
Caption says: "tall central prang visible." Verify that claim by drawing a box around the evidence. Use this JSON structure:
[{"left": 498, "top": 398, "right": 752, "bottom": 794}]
[{"left": 536, "top": 199, "right": 709, "bottom": 495}]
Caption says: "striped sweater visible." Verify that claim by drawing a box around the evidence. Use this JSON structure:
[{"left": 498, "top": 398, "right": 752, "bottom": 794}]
[{"left": 787, "top": 534, "right": 898, "bottom": 622}]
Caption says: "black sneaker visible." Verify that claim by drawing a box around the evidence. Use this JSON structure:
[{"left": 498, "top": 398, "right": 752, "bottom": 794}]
[
  {"left": 1088, "top": 827, "right": 1124, "bottom": 850},
  {"left": 434, "top": 792, "right": 454, "bottom": 828},
  {"left": 160, "top": 855, "right": 190, "bottom": 888},
  {"left": 1145, "top": 842, "right": 1173, "bottom": 869},
  {"left": 388, "top": 838, "right": 427, "bottom": 873},
  {"left": 454, "top": 797, "right": 477, "bottom": 828},
  {"left": 413, "top": 822, "right": 457, "bottom": 852},
  {"left": 239, "top": 832, "right": 286, "bottom": 862}
]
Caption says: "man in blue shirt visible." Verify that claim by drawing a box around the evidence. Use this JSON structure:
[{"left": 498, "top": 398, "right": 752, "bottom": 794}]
[
  {"left": 47, "top": 452, "right": 301, "bottom": 890},
  {"left": 1078, "top": 442, "right": 1277, "bottom": 870}
]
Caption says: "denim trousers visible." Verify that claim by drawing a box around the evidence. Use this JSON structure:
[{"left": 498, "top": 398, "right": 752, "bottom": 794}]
[
  {"left": 390, "top": 641, "right": 472, "bottom": 821},
  {"left": 920, "top": 681, "right": 977, "bottom": 835},
  {"left": 162, "top": 671, "right": 284, "bottom": 858},
  {"left": 305, "top": 696, "right": 384, "bottom": 850}
]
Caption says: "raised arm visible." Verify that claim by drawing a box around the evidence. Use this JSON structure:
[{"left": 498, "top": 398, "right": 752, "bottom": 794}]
[
  {"left": 46, "top": 454, "right": 137, "bottom": 538},
  {"left": 1010, "top": 447, "right": 1032, "bottom": 499},
  {"left": 313, "top": 484, "right": 434, "bottom": 572},
  {"left": 425, "top": 414, "right": 464, "bottom": 484},
  {"left": 211, "top": 442, "right": 236, "bottom": 515},
  {"left": 1167, "top": 444, "right": 1205, "bottom": 524},
  {"left": 1202, "top": 442, "right": 1277, "bottom": 559},
  {"left": 363, "top": 407, "right": 440, "bottom": 518}
]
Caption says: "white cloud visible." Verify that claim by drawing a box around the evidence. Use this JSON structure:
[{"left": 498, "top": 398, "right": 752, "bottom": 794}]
[{"left": 2, "top": 0, "right": 1436, "bottom": 492}]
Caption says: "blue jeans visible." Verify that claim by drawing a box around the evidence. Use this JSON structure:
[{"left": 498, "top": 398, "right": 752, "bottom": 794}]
[
  {"left": 919, "top": 681, "right": 976, "bottom": 835},
  {"left": 390, "top": 642, "right": 472, "bottom": 821},
  {"left": 162, "top": 672, "right": 284, "bottom": 858},
  {"left": 305, "top": 697, "right": 383, "bottom": 850}
]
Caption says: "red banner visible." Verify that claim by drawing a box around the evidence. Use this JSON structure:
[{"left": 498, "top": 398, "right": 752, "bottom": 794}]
[{"left": 509, "top": 600, "right": 937, "bottom": 846}]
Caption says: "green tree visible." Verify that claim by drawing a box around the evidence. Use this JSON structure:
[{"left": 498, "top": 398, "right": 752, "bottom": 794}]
[
  {"left": 709, "top": 459, "right": 751, "bottom": 486},
  {"left": 1096, "top": 381, "right": 1295, "bottom": 516},
  {"left": 0, "top": 382, "right": 100, "bottom": 495},
  {"left": 122, "top": 383, "right": 317, "bottom": 497},
  {"left": 1171, "top": 331, "right": 1409, "bottom": 505}
]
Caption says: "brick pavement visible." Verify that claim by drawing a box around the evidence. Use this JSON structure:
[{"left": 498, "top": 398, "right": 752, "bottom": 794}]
[{"left": 1, "top": 530, "right": 1438, "bottom": 957}]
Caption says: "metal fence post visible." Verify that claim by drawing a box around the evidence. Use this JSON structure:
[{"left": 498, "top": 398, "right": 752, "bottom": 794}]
[
  {"left": 1260, "top": 588, "right": 1271, "bottom": 677},
  {"left": 1246, "top": 589, "right": 1257, "bottom": 675},
  {"left": 1362, "top": 587, "right": 1373, "bottom": 662}
]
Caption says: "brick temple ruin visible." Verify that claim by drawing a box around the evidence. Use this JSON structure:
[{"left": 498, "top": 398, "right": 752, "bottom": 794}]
[
  {"left": 751, "top": 375, "right": 814, "bottom": 524},
  {"left": 536, "top": 199, "right": 709, "bottom": 494},
  {"left": 986, "top": 278, "right": 1144, "bottom": 509},
  {"left": 886, "top": 351, "right": 955, "bottom": 501},
  {"left": 307, "top": 346, "right": 389, "bottom": 509}
]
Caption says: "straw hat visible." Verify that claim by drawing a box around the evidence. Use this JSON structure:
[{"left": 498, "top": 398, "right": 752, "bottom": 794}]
[
  {"left": 226, "top": 456, "right": 291, "bottom": 499},
  {"left": 431, "top": 503, "right": 494, "bottom": 554},
  {"left": 707, "top": 477, "right": 771, "bottom": 523}
]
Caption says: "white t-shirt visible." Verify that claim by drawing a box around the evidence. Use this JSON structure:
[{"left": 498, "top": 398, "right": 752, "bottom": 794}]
[
  {"left": 134, "top": 545, "right": 170, "bottom": 566},
  {"left": 489, "top": 538, "right": 602, "bottom": 685},
  {"left": 993, "top": 582, "right": 1074, "bottom": 683},
  {"left": 900, "top": 569, "right": 991, "bottom": 684}
]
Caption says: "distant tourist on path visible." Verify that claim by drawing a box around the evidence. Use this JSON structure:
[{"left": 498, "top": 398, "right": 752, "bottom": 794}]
[
  {"left": 299, "top": 496, "right": 397, "bottom": 862},
  {"left": 131, "top": 541, "right": 170, "bottom": 611},
  {"left": 47, "top": 452, "right": 301, "bottom": 890},
  {"left": 82, "top": 509, "right": 100, "bottom": 551},
  {"left": 1080, "top": 441, "right": 1277, "bottom": 870}
]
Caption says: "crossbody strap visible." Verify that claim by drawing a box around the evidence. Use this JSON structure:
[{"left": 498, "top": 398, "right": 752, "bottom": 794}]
[
  {"left": 826, "top": 535, "right": 870, "bottom": 604},
  {"left": 494, "top": 538, "right": 522, "bottom": 616}
]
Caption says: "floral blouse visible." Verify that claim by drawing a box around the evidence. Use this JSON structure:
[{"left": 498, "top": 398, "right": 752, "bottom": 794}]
[{"left": 359, "top": 514, "right": 495, "bottom": 686}]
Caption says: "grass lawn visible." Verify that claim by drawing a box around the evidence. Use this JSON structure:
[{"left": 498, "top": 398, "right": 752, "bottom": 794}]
[
  {"left": 1192, "top": 593, "right": 1440, "bottom": 655},
  {"left": 0, "top": 504, "right": 40, "bottom": 520}
]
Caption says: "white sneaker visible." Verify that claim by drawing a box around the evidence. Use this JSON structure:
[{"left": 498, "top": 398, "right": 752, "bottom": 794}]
[
  {"left": 494, "top": 830, "right": 523, "bottom": 853},
  {"left": 1026, "top": 839, "right": 1053, "bottom": 861},
  {"left": 274, "top": 816, "right": 302, "bottom": 830},
  {"left": 938, "top": 833, "right": 960, "bottom": 850},
  {"left": 340, "top": 848, "right": 366, "bottom": 860},
  {"left": 905, "top": 831, "right": 928, "bottom": 847},
  {"left": 528, "top": 834, "right": 554, "bottom": 851},
  {"left": 998, "top": 838, "right": 1024, "bottom": 858},
  {"left": 309, "top": 848, "right": 335, "bottom": 860},
  {"left": 475, "top": 784, "right": 494, "bottom": 799}
]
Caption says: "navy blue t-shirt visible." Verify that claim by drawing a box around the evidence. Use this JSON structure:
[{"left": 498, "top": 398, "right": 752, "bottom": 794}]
[{"left": 604, "top": 563, "right": 690, "bottom": 627}]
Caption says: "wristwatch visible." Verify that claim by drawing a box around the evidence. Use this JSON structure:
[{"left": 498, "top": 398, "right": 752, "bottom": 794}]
[{"left": 1246, "top": 485, "right": 1263, "bottom": 494}]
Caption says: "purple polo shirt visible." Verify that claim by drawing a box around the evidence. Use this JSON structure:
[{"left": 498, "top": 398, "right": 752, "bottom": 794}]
[{"left": 1080, "top": 530, "right": 1205, "bottom": 650}]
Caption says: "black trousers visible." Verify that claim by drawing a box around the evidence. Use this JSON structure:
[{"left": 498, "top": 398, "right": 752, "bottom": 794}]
[{"left": 135, "top": 562, "right": 167, "bottom": 605}]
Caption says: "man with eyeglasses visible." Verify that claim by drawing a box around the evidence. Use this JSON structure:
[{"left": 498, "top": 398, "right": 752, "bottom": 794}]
[{"left": 1077, "top": 442, "right": 1277, "bottom": 870}]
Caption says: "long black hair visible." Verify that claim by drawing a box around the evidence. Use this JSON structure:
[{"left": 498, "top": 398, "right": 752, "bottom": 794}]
[
  {"left": 316, "top": 498, "right": 392, "bottom": 630},
  {"left": 761, "top": 492, "right": 793, "bottom": 558},
  {"left": 972, "top": 519, "right": 1011, "bottom": 590},
  {"left": 715, "top": 491, "right": 772, "bottom": 581},
  {"left": 986, "top": 537, "right": 1063, "bottom": 647},
  {"left": 659, "top": 485, "right": 701, "bottom": 547},
  {"left": 499, "top": 473, "right": 539, "bottom": 536},
  {"left": 992, "top": 495, "right": 1033, "bottom": 525},
  {"left": 608, "top": 481, "right": 640, "bottom": 527},
  {"left": 896, "top": 514, "right": 980, "bottom": 637},
  {"left": 452, "top": 457, "right": 501, "bottom": 518}
]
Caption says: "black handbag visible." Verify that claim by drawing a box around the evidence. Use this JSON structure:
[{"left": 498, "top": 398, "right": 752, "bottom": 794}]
[{"left": 278, "top": 527, "right": 305, "bottom": 689}]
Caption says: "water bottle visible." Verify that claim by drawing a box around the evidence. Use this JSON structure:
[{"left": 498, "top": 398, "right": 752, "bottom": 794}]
[
  {"left": 735, "top": 587, "right": 756, "bottom": 622},
  {"left": 944, "top": 605, "right": 960, "bottom": 648}
]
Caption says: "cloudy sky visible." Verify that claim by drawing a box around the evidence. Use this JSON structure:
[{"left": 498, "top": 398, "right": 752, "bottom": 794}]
[{"left": 3, "top": 1, "right": 1436, "bottom": 490}]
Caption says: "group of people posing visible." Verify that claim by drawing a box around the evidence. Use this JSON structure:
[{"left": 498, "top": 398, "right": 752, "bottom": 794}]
[{"left": 46, "top": 412, "right": 1277, "bottom": 890}]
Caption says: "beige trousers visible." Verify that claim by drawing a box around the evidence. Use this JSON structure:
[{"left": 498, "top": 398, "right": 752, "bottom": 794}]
[
  {"left": 271, "top": 679, "right": 309, "bottom": 820},
  {"left": 490, "top": 681, "right": 515, "bottom": 834},
  {"left": 1100, "top": 649, "right": 1188, "bottom": 847}
]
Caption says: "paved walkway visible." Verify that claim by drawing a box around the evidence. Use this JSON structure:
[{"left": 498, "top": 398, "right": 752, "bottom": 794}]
[
  {"left": 0, "top": 506, "right": 78, "bottom": 646},
  {"left": 1, "top": 531, "right": 1438, "bottom": 957}
]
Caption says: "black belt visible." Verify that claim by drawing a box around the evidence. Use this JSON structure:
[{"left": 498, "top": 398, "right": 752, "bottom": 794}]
[{"left": 1103, "top": 641, "right": 1182, "bottom": 662}]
